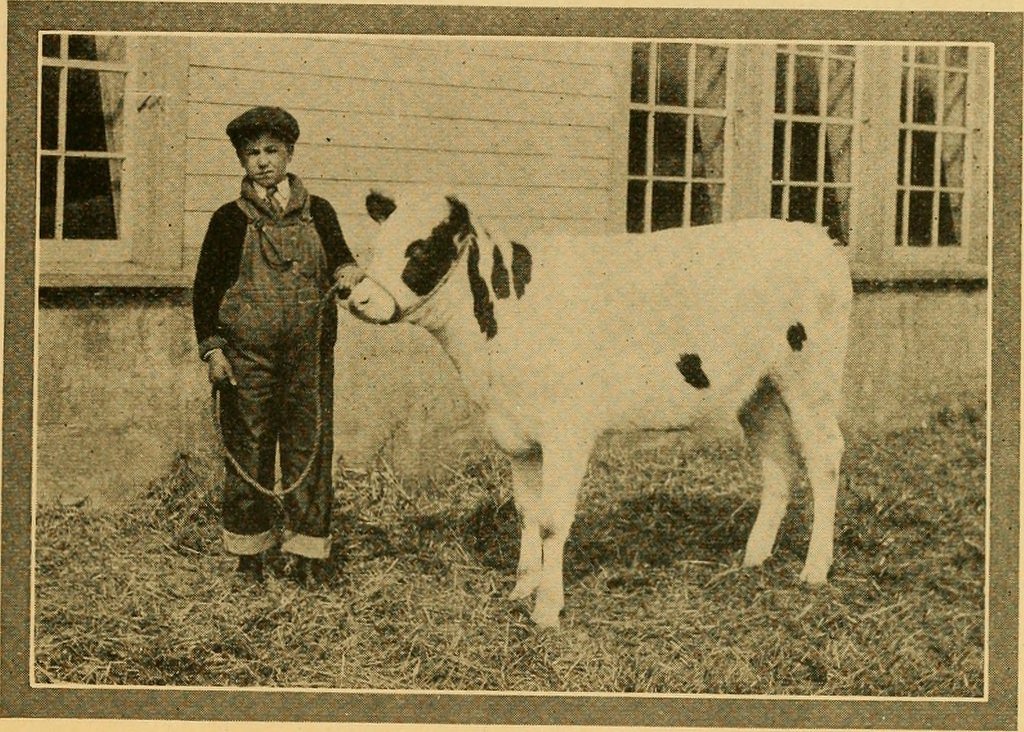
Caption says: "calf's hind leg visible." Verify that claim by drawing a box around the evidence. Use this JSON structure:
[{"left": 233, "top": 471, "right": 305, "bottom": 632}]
[{"left": 739, "top": 378, "right": 798, "bottom": 568}]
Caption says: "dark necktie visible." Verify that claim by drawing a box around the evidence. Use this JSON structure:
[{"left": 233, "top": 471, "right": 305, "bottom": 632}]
[{"left": 265, "top": 184, "right": 282, "bottom": 215}]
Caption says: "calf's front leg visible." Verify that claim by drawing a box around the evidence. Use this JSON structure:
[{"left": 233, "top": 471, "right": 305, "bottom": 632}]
[
  {"left": 531, "top": 436, "right": 594, "bottom": 628},
  {"left": 509, "top": 452, "right": 543, "bottom": 601}
]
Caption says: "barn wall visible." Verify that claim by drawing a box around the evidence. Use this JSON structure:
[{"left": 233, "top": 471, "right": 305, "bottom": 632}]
[
  {"left": 34, "top": 289, "right": 989, "bottom": 506},
  {"left": 183, "top": 36, "right": 622, "bottom": 271}
]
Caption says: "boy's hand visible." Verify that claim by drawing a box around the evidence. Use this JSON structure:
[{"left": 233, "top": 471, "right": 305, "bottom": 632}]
[
  {"left": 206, "top": 349, "right": 237, "bottom": 388},
  {"left": 333, "top": 264, "right": 365, "bottom": 300}
]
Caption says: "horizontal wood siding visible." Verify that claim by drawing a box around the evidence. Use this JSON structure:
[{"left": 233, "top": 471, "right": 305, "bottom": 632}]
[{"left": 183, "top": 37, "right": 620, "bottom": 268}]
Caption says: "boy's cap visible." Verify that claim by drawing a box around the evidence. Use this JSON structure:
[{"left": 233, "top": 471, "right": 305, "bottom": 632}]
[{"left": 226, "top": 106, "right": 300, "bottom": 148}]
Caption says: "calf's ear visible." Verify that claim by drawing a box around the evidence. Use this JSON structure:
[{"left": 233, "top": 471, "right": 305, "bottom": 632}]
[
  {"left": 366, "top": 191, "right": 397, "bottom": 223},
  {"left": 445, "top": 195, "right": 475, "bottom": 240}
]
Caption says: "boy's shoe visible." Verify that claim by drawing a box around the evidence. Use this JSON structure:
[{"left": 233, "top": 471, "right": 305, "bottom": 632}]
[
  {"left": 235, "top": 553, "right": 265, "bottom": 586},
  {"left": 291, "top": 556, "right": 332, "bottom": 588}
]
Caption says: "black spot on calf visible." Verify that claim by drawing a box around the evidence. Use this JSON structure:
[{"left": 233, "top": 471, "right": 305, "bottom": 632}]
[
  {"left": 468, "top": 242, "right": 497, "bottom": 340},
  {"left": 491, "top": 245, "right": 511, "bottom": 299},
  {"left": 400, "top": 197, "right": 472, "bottom": 296},
  {"left": 787, "top": 322, "right": 807, "bottom": 351},
  {"left": 676, "top": 353, "right": 710, "bottom": 389},
  {"left": 511, "top": 242, "right": 532, "bottom": 299}
]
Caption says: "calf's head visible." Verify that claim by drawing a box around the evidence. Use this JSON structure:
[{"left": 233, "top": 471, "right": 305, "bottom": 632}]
[{"left": 349, "top": 191, "right": 476, "bottom": 324}]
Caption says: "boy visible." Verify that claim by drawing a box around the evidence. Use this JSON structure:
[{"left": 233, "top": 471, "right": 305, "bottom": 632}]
[{"left": 193, "top": 106, "right": 362, "bottom": 586}]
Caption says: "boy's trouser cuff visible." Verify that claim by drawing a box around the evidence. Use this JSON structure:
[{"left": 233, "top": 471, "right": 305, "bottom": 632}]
[
  {"left": 223, "top": 528, "right": 275, "bottom": 556},
  {"left": 281, "top": 531, "right": 331, "bottom": 559}
]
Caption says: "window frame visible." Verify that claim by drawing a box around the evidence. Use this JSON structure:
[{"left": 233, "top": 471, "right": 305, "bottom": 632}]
[{"left": 37, "top": 33, "right": 190, "bottom": 287}]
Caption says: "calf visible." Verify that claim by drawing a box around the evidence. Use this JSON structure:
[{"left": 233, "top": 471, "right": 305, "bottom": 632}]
[{"left": 349, "top": 190, "right": 852, "bottom": 628}]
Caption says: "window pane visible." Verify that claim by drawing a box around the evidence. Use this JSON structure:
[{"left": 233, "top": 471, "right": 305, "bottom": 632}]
[
  {"left": 793, "top": 55, "right": 821, "bottom": 115},
  {"left": 68, "top": 34, "right": 125, "bottom": 62},
  {"left": 789, "top": 186, "right": 817, "bottom": 224},
  {"left": 772, "top": 121, "right": 786, "bottom": 181},
  {"left": 692, "top": 115, "right": 724, "bottom": 179},
  {"left": 775, "top": 54, "right": 788, "bottom": 113},
  {"left": 827, "top": 58, "right": 854, "bottom": 118},
  {"left": 38, "top": 155, "right": 58, "bottom": 239},
  {"left": 824, "top": 124, "right": 852, "bottom": 183},
  {"left": 941, "top": 133, "right": 965, "bottom": 189},
  {"left": 41, "top": 66, "right": 61, "bottom": 150},
  {"left": 797, "top": 45, "right": 823, "bottom": 54},
  {"left": 908, "top": 190, "right": 933, "bottom": 246},
  {"left": 900, "top": 67, "right": 908, "bottom": 123},
  {"left": 910, "top": 130, "right": 936, "bottom": 186},
  {"left": 42, "top": 34, "right": 61, "bottom": 58},
  {"left": 694, "top": 46, "right": 727, "bottom": 108},
  {"left": 913, "top": 69, "right": 939, "bottom": 124},
  {"left": 67, "top": 69, "right": 125, "bottom": 152},
  {"left": 897, "top": 129, "right": 907, "bottom": 184},
  {"left": 790, "top": 122, "right": 819, "bottom": 182},
  {"left": 823, "top": 186, "right": 849, "bottom": 244},
  {"left": 657, "top": 44, "right": 688, "bottom": 107},
  {"left": 771, "top": 185, "right": 784, "bottom": 220},
  {"left": 944, "top": 72, "right": 967, "bottom": 127},
  {"left": 915, "top": 46, "right": 939, "bottom": 65},
  {"left": 832, "top": 45, "right": 855, "bottom": 57},
  {"left": 651, "top": 181, "right": 685, "bottom": 231},
  {"left": 691, "top": 183, "right": 723, "bottom": 226},
  {"left": 626, "top": 180, "right": 646, "bottom": 233},
  {"left": 653, "top": 112, "right": 687, "bottom": 176},
  {"left": 63, "top": 156, "right": 121, "bottom": 239},
  {"left": 946, "top": 46, "right": 969, "bottom": 69},
  {"left": 895, "top": 191, "right": 905, "bottom": 245},
  {"left": 631, "top": 43, "right": 649, "bottom": 104},
  {"left": 938, "top": 192, "right": 962, "bottom": 246},
  {"left": 628, "top": 110, "right": 648, "bottom": 176}
]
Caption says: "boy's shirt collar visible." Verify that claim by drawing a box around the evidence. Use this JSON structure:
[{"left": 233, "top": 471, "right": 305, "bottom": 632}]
[{"left": 257, "top": 177, "right": 290, "bottom": 206}]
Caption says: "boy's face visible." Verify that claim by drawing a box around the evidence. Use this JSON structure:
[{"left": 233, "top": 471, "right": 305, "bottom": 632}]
[{"left": 239, "top": 133, "right": 293, "bottom": 188}]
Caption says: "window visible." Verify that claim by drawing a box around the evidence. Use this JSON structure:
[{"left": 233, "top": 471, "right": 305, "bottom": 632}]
[
  {"left": 627, "top": 42, "right": 728, "bottom": 232},
  {"left": 895, "top": 45, "right": 970, "bottom": 248},
  {"left": 771, "top": 44, "right": 855, "bottom": 244},
  {"left": 39, "top": 33, "right": 127, "bottom": 244},
  {"left": 37, "top": 34, "right": 189, "bottom": 285}
]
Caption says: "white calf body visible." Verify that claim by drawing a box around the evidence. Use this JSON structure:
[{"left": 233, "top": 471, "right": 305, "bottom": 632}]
[{"left": 350, "top": 192, "right": 853, "bottom": 628}]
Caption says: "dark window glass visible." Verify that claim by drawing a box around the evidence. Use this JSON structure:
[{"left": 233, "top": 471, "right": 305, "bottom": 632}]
[
  {"left": 631, "top": 44, "right": 649, "bottom": 104},
  {"left": 793, "top": 55, "right": 821, "bottom": 116},
  {"left": 691, "top": 183, "right": 722, "bottom": 227},
  {"left": 38, "top": 156, "right": 58, "bottom": 238},
  {"left": 63, "top": 157, "right": 119, "bottom": 239},
  {"left": 41, "top": 66, "right": 61, "bottom": 150},
  {"left": 42, "top": 34, "right": 61, "bottom": 58},
  {"left": 907, "top": 190, "right": 933, "bottom": 246},
  {"left": 772, "top": 121, "right": 786, "bottom": 180},
  {"left": 790, "top": 122, "right": 819, "bottom": 182},
  {"left": 788, "top": 186, "right": 817, "bottom": 224},
  {"left": 651, "top": 181, "right": 685, "bottom": 231},
  {"left": 774, "top": 54, "right": 788, "bottom": 113},
  {"left": 910, "top": 131, "right": 936, "bottom": 187},
  {"left": 626, "top": 180, "right": 646, "bottom": 233},
  {"left": 657, "top": 44, "right": 688, "bottom": 107},
  {"left": 628, "top": 110, "right": 648, "bottom": 176},
  {"left": 653, "top": 112, "right": 687, "bottom": 177}
]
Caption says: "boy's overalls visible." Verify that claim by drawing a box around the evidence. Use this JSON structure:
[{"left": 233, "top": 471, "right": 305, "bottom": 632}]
[{"left": 216, "top": 177, "right": 337, "bottom": 560}]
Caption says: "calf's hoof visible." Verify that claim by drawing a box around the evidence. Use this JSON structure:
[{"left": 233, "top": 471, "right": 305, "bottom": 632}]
[
  {"left": 530, "top": 601, "right": 563, "bottom": 629},
  {"left": 799, "top": 564, "right": 830, "bottom": 585},
  {"left": 509, "top": 573, "right": 541, "bottom": 601}
]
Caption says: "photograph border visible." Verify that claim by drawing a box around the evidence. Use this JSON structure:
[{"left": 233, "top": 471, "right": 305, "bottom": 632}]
[{"left": 4, "top": 3, "right": 1020, "bottom": 728}]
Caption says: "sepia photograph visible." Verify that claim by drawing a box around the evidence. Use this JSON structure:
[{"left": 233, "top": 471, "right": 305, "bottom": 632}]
[{"left": 3, "top": 2, "right": 1019, "bottom": 729}]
